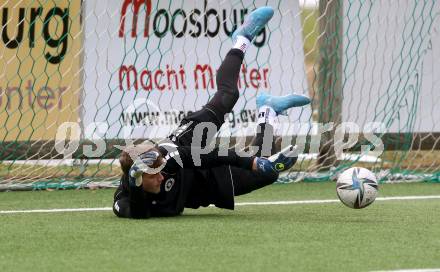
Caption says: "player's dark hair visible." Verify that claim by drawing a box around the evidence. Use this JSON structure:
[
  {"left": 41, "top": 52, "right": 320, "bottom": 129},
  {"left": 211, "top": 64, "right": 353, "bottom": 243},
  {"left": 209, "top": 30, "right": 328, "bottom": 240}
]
[{"left": 119, "top": 145, "right": 164, "bottom": 176}]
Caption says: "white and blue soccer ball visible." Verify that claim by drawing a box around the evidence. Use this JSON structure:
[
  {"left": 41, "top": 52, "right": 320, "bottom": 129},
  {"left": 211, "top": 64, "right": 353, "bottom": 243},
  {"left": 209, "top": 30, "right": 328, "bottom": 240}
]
[{"left": 336, "top": 167, "right": 379, "bottom": 209}]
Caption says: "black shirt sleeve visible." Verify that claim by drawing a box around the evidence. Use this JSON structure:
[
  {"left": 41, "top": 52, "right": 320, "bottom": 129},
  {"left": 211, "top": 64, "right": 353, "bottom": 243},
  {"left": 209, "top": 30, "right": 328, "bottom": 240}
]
[{"left": 127, "top": 179, "right": 151, "bottom": 219}]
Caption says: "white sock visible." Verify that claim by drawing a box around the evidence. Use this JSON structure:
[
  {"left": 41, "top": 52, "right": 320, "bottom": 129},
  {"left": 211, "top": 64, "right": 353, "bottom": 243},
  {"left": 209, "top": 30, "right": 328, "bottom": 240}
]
[
  {"left": 257, "top": 106, "right": 276, "bottom": 126},
  {"left": 233, "top": 35, "right": 251, "bottom": 53}
]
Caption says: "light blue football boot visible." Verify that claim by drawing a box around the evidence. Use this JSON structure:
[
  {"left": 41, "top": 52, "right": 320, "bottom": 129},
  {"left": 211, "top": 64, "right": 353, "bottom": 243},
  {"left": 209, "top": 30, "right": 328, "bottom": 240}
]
[
  {"left": 232, "top": 6, "right": 274, "bottom": 43},
  {"left": 256, "top": 91, "right": 311, "bottom": 115}
]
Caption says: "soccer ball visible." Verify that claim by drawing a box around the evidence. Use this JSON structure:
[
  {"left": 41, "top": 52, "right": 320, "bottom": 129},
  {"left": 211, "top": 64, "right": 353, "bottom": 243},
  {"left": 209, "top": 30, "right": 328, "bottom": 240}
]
[{"left": 336, "top": 167, "right": 379, "bottom": 209}]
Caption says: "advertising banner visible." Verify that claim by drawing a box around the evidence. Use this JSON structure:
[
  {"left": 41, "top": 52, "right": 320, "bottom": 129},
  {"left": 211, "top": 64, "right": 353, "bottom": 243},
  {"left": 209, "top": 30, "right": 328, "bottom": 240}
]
[
  {"left": 0, "top": 0, "right": 82, "bottom": 141},
  {"left": 83, "top": 0, "right": 311, "bottom": 139}
]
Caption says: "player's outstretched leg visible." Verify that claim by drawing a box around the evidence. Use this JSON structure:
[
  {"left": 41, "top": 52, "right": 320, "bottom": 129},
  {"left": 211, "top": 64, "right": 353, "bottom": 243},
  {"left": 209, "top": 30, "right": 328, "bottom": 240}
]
[
  {"left": 174, "top": 7, "right": 274, "bottom": 148},
  {"left": 249, "top": 92, "right": 311, "bottom": 157},
  {"left": 206, "top": 6, "right": 274, "bottom": 120},
  {"left": 233, "top": 96, "right": 310, "bottom": 196}
]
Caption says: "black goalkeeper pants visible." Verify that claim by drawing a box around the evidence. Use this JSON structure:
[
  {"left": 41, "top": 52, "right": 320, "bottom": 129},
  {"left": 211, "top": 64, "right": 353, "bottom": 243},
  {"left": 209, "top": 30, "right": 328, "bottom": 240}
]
[{"left": 169, "top": 49, "right": 278, "bottom": 197}]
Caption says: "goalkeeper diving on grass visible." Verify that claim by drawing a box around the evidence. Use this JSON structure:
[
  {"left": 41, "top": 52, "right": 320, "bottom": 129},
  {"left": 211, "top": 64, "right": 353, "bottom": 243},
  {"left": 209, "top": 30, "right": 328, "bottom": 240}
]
[{"left": 113, "top": 6, "right": 311, "bottom": 219}]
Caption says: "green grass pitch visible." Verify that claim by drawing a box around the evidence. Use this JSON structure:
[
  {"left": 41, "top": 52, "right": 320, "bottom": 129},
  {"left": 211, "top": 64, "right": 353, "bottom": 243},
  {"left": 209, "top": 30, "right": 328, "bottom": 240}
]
[{"left": 1, "top": 182, "right": 439, "bottom": 272}]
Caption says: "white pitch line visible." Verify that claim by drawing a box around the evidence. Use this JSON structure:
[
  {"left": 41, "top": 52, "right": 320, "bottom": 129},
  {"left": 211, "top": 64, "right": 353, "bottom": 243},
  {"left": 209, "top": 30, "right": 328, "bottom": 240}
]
[
  {"left": 371, "top": 269, "right": 440, "bottom": 272},
  {"left": 235, "top": 195, "right": 440, "bottom": 206},
  {"left": 0, "top": 207, "right": 112, "bottom": 214},
  {"left": 1, "top": 195, "right": 440, "bottom": 215},
  {"left": 235, "top": 199, "right": 339, "bottom": 206}
]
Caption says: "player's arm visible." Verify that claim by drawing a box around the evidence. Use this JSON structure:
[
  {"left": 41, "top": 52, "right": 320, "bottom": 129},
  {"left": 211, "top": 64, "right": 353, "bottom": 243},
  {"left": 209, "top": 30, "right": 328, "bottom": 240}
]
[
  {"left": 119, "top": 151, "right": 151, "bottom": 219},
  {"left": 127, "top": 167, "right": 151, "bottom": 219}
]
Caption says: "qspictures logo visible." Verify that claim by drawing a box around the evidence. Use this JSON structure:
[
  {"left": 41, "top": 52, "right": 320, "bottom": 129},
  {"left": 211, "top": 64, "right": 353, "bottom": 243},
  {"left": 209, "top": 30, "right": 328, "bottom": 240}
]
[
  {"left": 118, "top": 0, "right": 268, "bottom": 47},
  {"left": 1, "top": 6, "right": 69, "bottom": 64}
]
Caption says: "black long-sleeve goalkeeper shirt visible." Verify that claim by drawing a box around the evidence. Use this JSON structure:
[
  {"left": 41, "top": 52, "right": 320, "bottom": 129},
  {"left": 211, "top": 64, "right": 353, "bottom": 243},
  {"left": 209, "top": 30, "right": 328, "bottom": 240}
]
[{"left": 125, "top": 142, "right": 255, "bottom": 219}]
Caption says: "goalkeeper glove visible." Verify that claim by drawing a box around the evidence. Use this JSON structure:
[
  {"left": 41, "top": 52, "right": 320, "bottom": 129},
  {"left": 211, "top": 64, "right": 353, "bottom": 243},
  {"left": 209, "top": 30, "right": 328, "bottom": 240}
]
[
  {"left": 255, "top": 145, "right": 298, "bottom": 175},
  {"left": 129, "top": 149, "right": 164, "bottom": 187}
]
